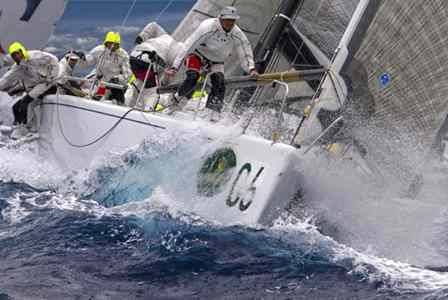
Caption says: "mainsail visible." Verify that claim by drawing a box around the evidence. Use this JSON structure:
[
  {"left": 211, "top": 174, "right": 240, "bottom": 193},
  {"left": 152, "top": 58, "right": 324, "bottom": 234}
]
[{"left": 0, "top": 0, "right": 67, "bottom": 51}]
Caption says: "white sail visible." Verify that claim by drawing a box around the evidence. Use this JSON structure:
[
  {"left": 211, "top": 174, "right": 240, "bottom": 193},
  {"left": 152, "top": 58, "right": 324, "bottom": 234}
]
[
  {"left": 0, "top": 0, "right": 67, "bottom": 51},
  {"left": 285, "top": 0, "right": 448, "bottom": 266},
  {"left": 294, "top": 0, "right": 448, "bottom": 188}
]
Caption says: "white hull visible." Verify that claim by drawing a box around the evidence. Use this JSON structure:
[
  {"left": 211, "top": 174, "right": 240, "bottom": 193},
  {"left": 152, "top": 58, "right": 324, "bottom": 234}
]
[{"left": 38, "top": 95, "right": 304, "bottom": 225}]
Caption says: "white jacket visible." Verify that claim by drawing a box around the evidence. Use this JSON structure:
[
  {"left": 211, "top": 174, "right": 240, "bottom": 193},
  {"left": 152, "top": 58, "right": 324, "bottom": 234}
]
[
  {"left": 82, "top": 45, "right": 132, "bottom": 85},
  {"left": 138, "top": 22, "right": 167, "bottom": 42},
  {"left": 0, "top": 50, "right": 59, "bottom": 91},
  {"left": 131, "top": 35, "right": 185, "bottom": 67},
  {"left": 57, "top": 59, "right": 75, "bottom": 84},
  {"left": 172, "top": 18, "right": 255, "bottom": 72}
]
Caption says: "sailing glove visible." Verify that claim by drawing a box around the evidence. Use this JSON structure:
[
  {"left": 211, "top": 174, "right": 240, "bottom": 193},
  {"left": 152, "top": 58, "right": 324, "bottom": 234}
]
[{"left": 135, "top": 36, "right": 143, "bottom": 45}]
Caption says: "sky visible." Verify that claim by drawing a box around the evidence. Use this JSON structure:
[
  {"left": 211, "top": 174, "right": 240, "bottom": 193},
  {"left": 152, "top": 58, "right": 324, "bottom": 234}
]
[{"left": 47, "top": 0, "right": 195, "bottom": 57}]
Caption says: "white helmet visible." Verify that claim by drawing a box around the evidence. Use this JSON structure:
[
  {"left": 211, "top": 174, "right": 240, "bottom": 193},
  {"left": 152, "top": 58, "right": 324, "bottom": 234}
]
[{"left": 219, "top": 6, "right": 240, "bottom": 20}]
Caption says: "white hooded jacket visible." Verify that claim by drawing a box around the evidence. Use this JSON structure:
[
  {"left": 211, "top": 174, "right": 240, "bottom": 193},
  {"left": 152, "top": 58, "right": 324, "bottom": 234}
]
[
  {"left": 0, "top": 50, "right": 59, "bottom": 94},
  {"left": 132, "top": 22, "right": 185, "bottom": 67},
  {"left": 138, "top": 22, "right": 167, "bottom": 43},
  {"left": 172, "top": 18, "right": 255, "bottom": 72},
  {"left": 82, "top": 45, "right": 132, "bottom": 85},
  {"left": 57, "top": 56, "right": 77, "bottom": 84}
]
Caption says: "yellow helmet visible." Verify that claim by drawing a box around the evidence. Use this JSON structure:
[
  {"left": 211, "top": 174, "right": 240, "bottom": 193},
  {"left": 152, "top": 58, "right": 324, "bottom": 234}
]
[
  {"left": 8, "top": 42, "right": 29, "bottom": 60},
  {"left": 104, "top": 31, "right": 121, "bottom": 45}
]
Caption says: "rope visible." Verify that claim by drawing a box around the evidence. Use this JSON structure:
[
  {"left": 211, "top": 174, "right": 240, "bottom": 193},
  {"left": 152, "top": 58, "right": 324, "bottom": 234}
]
[
  {"left": 56, "top": 89, "right": 136, "bottom": 148},
  {"left": 327, "top": 68, "right": 346, "bottom": 108},
  {"left": 121, "top": 0, "right": 138, "bottom": 27},
  {"left": 154, "top": 0, "right": 176, "bottom": 22}
]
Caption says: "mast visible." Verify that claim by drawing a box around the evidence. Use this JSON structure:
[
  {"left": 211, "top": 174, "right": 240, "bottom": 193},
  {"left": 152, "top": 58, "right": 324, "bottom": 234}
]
[{"left": 254, "top": 0, "right": 305, "bottom": 74}]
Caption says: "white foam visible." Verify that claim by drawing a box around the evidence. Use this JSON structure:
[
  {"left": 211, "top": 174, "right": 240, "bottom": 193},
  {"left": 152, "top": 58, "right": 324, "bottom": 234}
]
[
  {"left": 0, "top": 144, "right": 65, "bottom": 189},
  {"left": 271, "top": 215, "right": 448, "bottom": 294}
]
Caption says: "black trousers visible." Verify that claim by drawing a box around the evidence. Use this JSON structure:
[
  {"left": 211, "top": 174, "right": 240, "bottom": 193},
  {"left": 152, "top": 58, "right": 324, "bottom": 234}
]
[
  {"left": 205, "top": 72, "right": 225, "bottom": 112},
  {"left": 178, "top": 70, "right": 200, "bottom": 99},
  {"left": 109, "top": 87, "right": 126, "bottom": 105},
  {"left": 12, "top": 85, "right": 57, "bottom": 125}
]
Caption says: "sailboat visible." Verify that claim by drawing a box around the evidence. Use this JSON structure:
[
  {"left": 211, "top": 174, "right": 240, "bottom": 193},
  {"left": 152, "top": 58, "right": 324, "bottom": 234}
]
[
  {"left": 35, "top": 0, "right": 322, "bottom": 226},
  {"left": 2, "top": 0, "right": 447, "bottom": 230}
]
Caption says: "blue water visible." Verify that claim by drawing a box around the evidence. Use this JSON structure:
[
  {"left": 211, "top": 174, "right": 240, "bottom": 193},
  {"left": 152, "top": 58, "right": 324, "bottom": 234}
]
[{"left": 1, "top": 137, "right": 448, "bottom": 300}]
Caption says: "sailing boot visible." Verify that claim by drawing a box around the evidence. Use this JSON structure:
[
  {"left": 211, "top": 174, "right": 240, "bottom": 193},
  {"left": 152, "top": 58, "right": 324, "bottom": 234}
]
[
  {"left": 205, "top": 95, "right": 224, "bottom": 113},
  {"left": 165, "top": 93, "right": 189, "bottom": 115},
  {"left": 10, "top": 124, "right": 29, "bottom": 140},
  {"left": 206, "top": 72, "right": 225, "bottom": 113},
  {"left": 12, "top": 94, "right": 34, "bottom": 125}
]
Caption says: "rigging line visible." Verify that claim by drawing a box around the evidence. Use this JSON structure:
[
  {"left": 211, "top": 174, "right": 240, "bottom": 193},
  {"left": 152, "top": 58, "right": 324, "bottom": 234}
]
[
  {"left": 55, "top": 89, "right": 137, "bottom": 148},
  {"left": 121, "top": 0, "right": 137, "bottom": 27},
  {"left": 314, "top": 0, "right": 325, "bottom": 17},
  {"left": 243, "top": 49, "right": 282, "bottom": 133},
  {"left": 154, "top": 0, "right": 176, "bottom": 22},
  {"left": 327, "top": 68, "right": 347, "bottom": 108}
]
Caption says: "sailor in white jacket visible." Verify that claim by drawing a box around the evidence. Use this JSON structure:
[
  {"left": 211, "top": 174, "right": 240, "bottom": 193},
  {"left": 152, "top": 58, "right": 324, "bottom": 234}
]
[
  {"left": 127, "top": 22, "right": 185, "bottom": 108},
  {"left": 167, "top": 6, "right": 258, "bottom": 112},
  {"left": 57, "top": 52, "right": 85, "bottom": 96},
  {"left": 81, "top": 32, "right": 132, "bottom": 104},
  {"left": 0, "top": 42, "right": 59, "bottom": 125}
]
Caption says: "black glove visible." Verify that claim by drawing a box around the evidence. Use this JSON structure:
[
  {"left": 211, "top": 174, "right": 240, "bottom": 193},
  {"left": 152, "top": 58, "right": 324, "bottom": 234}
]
[
  {"left": 142, "top": 50, "right": 155, "bottom": 60},
  {"left": 109, "top": 77, "right": 120, "bottom": 84},
  {"left": 74, "top": 51, "right": 86, "bottom": 60},
  {"left": 135, "top": 36, "right": 143, "bottom": 45}
]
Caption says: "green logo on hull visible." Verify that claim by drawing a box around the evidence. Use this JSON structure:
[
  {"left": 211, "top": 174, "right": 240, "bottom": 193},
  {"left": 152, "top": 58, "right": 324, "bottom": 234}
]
[{"left": 197, "top": 148, "right": 237, "bottom": 197}]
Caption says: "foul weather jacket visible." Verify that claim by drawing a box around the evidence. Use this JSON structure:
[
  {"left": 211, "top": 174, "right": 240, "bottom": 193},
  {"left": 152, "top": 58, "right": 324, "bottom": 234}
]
[
  {"left": 132, "top": 35, "right": 185, "bottom": 67},
  {"left": 57, "top": 59, "right": 76, "bottom": 84},
  {"left": 172, "top": 18, "right": 255, "bottom": 72},
  {"left": 138, "top": 22, "right": 168, "bottom": 43},
  {"left": 0, "top": 50, "right": 59, "bottom": 99},
  {"left": 82, "top": 45, "right": 132, "bottom": 85},
  {"left": 133, "top": 22, "right": 185, "bottom": 67}
]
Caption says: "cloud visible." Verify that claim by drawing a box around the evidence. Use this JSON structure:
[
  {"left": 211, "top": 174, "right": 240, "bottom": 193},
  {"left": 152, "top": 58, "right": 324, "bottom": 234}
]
[
  {"left": 43, "top": 46, "right": 59, "bottom": 54},
  {"left": 47, "top": 33, "right": 100, "bottom": 56},
  {"left": 97, "top": 25, "right": 140, "bottom": 35}
]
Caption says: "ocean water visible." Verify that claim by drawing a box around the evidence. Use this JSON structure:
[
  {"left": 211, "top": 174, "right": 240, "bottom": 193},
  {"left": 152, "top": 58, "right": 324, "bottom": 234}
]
[{"left": 1, "top": 129, "right": 448, "bottom": 300}]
